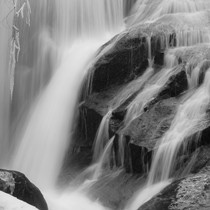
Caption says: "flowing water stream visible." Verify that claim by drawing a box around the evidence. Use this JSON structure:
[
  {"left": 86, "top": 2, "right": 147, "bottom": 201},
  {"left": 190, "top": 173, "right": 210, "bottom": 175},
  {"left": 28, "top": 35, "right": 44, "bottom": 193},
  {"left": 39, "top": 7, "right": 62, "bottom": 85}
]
[
  {"left": 125, "top": 0, "right": 210, "bottom": 209},
  {"left": 0, "top": 0, "right": 124, "bottom": 209},
  {"left": 1, "top": 0, "right": 210, "bottom": 210}
]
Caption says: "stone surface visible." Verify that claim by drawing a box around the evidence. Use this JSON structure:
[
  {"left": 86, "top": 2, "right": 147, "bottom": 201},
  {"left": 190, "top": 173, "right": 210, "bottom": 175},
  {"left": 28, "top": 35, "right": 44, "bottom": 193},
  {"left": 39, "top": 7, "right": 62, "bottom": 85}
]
[
  {"left": 123, "top": 98, "right": 178, "bottom": 150},
  {"left": 139, "top": 170, "right": 210, "bottom": 210},
  {"left": 138, "top": 145, "right": 210, "bottom": 210},
  {"left": 0, "top": 169, "right": 48, "bottom": 210},
  {"left": 76, "top": 14, "right": 210, "bottom": 178}
]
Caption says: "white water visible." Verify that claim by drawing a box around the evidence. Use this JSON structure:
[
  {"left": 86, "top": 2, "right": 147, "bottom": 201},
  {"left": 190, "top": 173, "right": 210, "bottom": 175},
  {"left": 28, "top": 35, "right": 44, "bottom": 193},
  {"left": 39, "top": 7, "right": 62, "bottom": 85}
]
[
  {"left": 125, "top": 181, "right": 170, "bottom": 210},
  {"left": 124, "top": 53, "right": 177, "bottom": 129},
  {"left": 0, "top": 191, "right": 38, "bottom": 210},
  {"left": 127, "top": 69, "right": 210, "bottom": 210},
  {"left": 92, "top": 136, "right": 115, "bottom": 180},
  {"left": 125, "top": 1, "right": 210, "bottom": 209},
  {"left": 128, "top": 0, "right": 210, "bottom": 25},
  {"left": 12, "top": 40, "right": 105, "bottom": 189},
  {"left": 0, "top": 0, "right": 13, "bottom": 167},
  {"left": 93, "top": 110, "right": 113, "bottom": 162},
  {"left": 47, "top": 192, "right": 109, "bottom": 210},
  {"left": 1, "top": 0, "right": 210, "bottom": 210},
  {"left": 0, "top": 0, "right": 125, "bottom": 209},
  {"left": 148, "top": 70, "right": 210, "bottom": 184}
]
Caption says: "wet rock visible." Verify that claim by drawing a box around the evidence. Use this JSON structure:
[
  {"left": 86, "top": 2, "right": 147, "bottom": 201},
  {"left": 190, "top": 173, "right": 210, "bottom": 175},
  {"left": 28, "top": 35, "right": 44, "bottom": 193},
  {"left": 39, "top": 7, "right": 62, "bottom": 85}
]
[
  {"left": 139, "top": 169, "right": 210, "bottom": 210},
  {"left": 157, "top": 69, "right": 188, "bottom": 98},
  {"left": 80, "top": 64, "right": 188, "bottom": 174},
  {"left": 90, "top": 33, "right": 149, "bottom": 93},
  {"left": 138, "top": 145, "right": 210, "bottom": 210},
  {"left": 190, "top": 147, "right": 210, "bottom": 174},
  {"left": 115, "top": 98, "right": 178, "bottom": 174},
  {"left": 89, "top": 21, "right": 177, "bottom": 94},
  {"left": 124, "top": 98, "right": 178, "bottom": 151},
  {"left": 0, "top": 169, "right": 48, "bottom": 210}
]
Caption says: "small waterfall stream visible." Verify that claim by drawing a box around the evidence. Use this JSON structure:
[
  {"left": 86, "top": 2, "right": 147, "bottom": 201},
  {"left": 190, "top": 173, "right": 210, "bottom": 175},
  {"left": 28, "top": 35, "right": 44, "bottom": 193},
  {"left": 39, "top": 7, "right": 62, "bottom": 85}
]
[
  {"left": 124, "top": 0, "right": 210, "bottom": 209},
  {"left": 12, "top": 40, "right": 106, "bottom": 189},
  {"left": 1, "top": 0, "right": 210, "bottom": 210},
  {"left": 0, "top": 0, "right": 124, "bottom": 209}
]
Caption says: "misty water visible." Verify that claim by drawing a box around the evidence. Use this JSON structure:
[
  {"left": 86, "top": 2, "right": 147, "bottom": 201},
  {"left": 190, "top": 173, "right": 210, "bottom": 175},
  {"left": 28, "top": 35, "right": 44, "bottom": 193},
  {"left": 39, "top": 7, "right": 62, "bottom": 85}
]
[{"left": 1, "top": 0, "right": 210, "bottom": 210}]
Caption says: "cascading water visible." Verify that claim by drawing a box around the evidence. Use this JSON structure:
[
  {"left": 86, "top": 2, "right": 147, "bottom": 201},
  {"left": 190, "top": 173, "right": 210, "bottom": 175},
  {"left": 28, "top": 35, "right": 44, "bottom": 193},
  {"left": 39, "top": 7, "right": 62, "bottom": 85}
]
[
  {"left": 0, "top": 0, "right": 125, "bottom": 209},
  {"left": 92, "top": 110, "right": 113, "bottom": 162},
  {"left": 12, "top": 40, "right": 106, "bottom": 189},
  {"left": 148, "top": 70, "right": 210, "bottom": 184},
  {"left": 1, "top": 0, "right": 210, "bottom": 209},
  {"left": 125, "top": 0, "right": 210, "bottom": 209},
  {"left": 0, "top": 0, "right": 14, "bottom": 167}
]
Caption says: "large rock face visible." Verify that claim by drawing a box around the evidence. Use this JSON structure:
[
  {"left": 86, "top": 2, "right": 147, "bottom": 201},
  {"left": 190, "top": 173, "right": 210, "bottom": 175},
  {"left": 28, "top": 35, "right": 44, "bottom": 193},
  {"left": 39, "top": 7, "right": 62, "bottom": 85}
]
[
  {"left": 0, "top": 169, "right": 48, "bottom": 210},
  {"left": 70, "top": 7, "right": 210, "bottom": 209},
  {"left": 74, "top": 20, "right": 210, "bottom": 176},
  {"left": 69, "top": 3, "right": 210, "bottom": 210}
]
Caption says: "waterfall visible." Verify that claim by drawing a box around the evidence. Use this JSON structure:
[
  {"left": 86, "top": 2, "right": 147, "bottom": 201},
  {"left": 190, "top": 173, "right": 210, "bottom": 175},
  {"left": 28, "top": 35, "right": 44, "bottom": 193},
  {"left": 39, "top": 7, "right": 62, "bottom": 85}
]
[
  {"left": 125, "top": 1, "right": 210, "bottom": 209},
  {"left": 9, "top": 0, "right": 124, "bottom": 189},
  {"left": 124, "top": 53, "right": 177, "bottom": 129},
  {"left": 12, "top": 40, "right": 106, "bottom": 189},
  {"left": 0, "top": 0, "right": 125, "bottom": 209},
  {"left": 0, "top": 0, "right": 14, "bottom": 167},
  {"left": 92, "top": 136, "right": 115, "bottom": 180},
  {"left": 1, "top": 0, "right": 210, "bottom": 209},
  {"left": 127, "top": 68, "right": 210, "bottom": 210},
  {"left": 148, "top": 70, "right": 210, "bottom": 184},
  {"left": 92, "top": 110, "right": 113, "bottom": 162}
]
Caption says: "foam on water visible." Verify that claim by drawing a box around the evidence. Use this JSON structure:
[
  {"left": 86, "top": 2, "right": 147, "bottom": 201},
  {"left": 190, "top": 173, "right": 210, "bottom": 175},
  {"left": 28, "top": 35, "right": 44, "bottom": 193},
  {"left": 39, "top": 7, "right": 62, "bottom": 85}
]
[
  {"left": 148, "top": 69, "right": 210, "bottom": 184},
  {"left": 124, "top": 1, "right": 210, "bottom": 209},
  {"left": 12, "top": 39, "right": 106, "bottom": 189},
  {"left": 2, "top": 0, "right": 125, "bottom": 209},
  {"left": 46, "top": 190, "right": 109, "bottom": 210},
  {"left": 2, "top": 1, "right": 210, "bottom": 210},
  {"left": 125, "top": 180, "right": 170, "bottom": 210}
]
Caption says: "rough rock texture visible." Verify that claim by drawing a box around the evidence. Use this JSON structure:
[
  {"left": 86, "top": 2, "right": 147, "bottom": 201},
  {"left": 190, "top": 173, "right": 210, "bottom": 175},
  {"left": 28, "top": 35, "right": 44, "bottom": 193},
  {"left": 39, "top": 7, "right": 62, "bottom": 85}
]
[
  {"left": 65, "top": 13, "right": 210, "bottom": 210},
  {"left": 89, "top": 22, "right": 177, "bottom": 93},
  {"left": 90, "top": 33, "right": 149, "bottom": 93},
  {"left": 0, "top": 191, "right": 38, "bottom": 210},
  {"left": 123, "top": 98, "right": 178, "bottom": 150},
  {"left": 0, "top": 169, "right": 48, "bottom": 210},
  {"left": 74, "top": 24, "right": 189, "bottom": 174},
  {"left": 139, "top": 169, "right": 210, "bottom": 210},
  {"left": 74, "top": 18, "right": 210, "bottom": 179},
  {"left": 79, "top": 66, "right": 188, "bottom": 173},
  {"left": 137, "top": 145, "right": 210, "bottom": 210}
]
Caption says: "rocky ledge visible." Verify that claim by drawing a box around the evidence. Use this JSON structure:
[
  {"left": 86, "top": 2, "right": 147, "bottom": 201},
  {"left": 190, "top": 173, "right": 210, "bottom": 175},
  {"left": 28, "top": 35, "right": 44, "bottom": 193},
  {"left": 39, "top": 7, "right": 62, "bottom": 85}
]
[
  {"left": 139, "top": 146, "right": 210, "bottom": 210},
  {"left": 0, "top": 169, "right": 48, "bottom": 210}
]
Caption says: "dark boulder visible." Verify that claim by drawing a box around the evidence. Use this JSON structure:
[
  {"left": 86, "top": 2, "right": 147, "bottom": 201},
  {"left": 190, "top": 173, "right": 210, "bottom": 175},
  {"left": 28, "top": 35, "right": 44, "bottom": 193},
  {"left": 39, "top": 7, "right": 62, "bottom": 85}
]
[
  {"left": 88, "top": 22, "right": 177, "bottom": 94},
  {"left": 90, "top": 33, "right": 149, "bottom": 93},
  {"left": 0, "top": 169, "right": 48, "bottom": 210}
]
